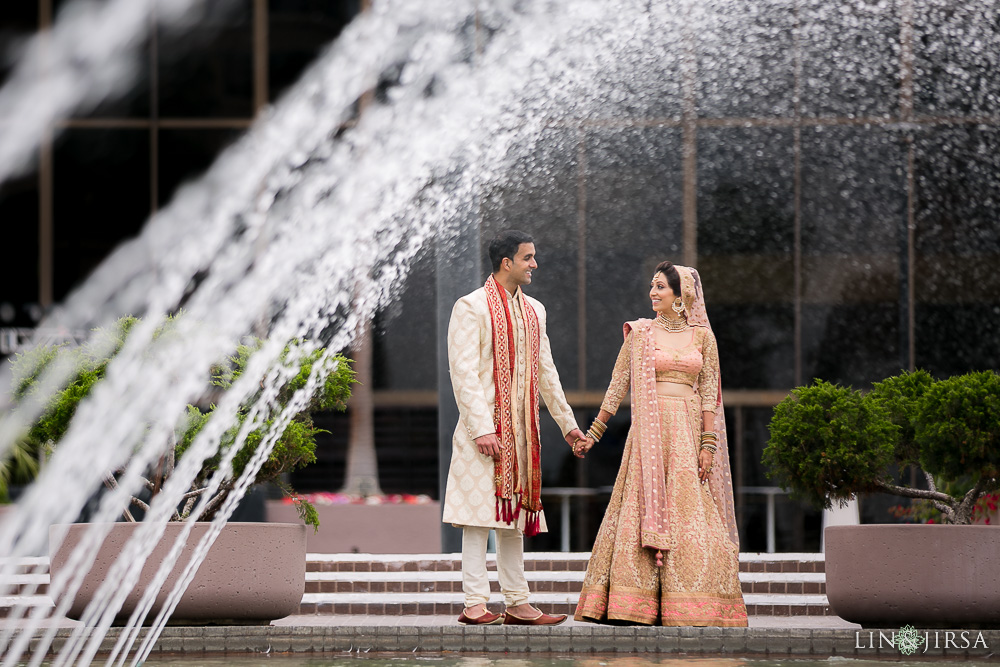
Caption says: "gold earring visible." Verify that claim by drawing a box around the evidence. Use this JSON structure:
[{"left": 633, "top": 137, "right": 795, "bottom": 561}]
[{"left": 671, "top": 297, "right": 684, "bottom": 315}]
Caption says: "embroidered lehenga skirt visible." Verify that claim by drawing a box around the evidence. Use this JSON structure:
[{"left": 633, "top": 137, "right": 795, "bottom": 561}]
[{"left": 575, "top": 395, "right": 748, "bottom": 626}]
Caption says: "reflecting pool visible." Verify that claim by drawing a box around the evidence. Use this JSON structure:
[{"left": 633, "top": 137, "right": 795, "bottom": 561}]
[{"left": 132, "top": 657, "right": 998, "bottom": 667}]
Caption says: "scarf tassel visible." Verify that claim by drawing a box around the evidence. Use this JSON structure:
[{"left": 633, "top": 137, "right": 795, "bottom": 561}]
[
  {"left": 496, "top": 496, "right": 518, "bottom": 524},
  {"left": 524, "top": 510, "right": 540, "bottom": 537},
  {"left": 496, "top": 496, "right": 537, "bottom": 534}
]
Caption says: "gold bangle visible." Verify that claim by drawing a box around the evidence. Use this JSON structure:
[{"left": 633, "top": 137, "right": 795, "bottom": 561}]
[{"left": 586, "top": 429, "right": 602, "bottom": 443}]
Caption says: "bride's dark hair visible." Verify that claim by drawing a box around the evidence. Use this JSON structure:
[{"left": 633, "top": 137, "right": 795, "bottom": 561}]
[{"left": 653, "top": 261, "right": 681, "bottom": 298}]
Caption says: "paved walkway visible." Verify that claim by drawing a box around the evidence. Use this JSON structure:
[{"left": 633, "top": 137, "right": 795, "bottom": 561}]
[
  {"left": 9, "top": 614, "right": 1000, "bottom": 660},
  {"left": 271, "top": 613, "right": 861, "bottom": 629}
]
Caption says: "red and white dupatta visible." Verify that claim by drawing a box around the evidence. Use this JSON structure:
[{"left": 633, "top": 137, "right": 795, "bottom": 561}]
[{"left": 484, "top": 275, "right": 544, "bottom": 536}]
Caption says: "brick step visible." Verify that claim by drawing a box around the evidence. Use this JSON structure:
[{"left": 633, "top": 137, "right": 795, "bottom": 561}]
[
  {"left": 1, "top": 553, "right": 830, "bottom": 619},
  {"left": 297, "top": 592, "right": 832, "bottom": 618},
  {"left": 303, "top": 570, "right": 826, "bottom": 596},
  {"left": 305, "top": 552, "right": 826, "bottom": 574}
]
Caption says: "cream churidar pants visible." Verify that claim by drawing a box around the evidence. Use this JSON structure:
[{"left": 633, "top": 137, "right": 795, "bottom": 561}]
[{"left": 461, "top": 526, "right": 530, "bottom": 607}]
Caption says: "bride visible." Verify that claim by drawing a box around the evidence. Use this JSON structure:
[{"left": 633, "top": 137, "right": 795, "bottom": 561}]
[{"left": 572, "top": 262, "right": 747, "bottom": 626}]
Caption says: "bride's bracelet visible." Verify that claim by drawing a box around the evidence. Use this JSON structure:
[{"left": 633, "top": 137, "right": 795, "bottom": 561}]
[
  {"left": 700, "top": 442, "right": 718, "bottom": 454},
  {"left": 586, "top": 417, "right": 607, "bottom": 443}
]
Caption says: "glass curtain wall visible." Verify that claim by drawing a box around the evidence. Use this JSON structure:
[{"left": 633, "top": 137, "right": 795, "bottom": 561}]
[
  {"left": 3, "top": 1, "right": 998, "bottom": 550},
  {"left": 470, "top": 0, "right": 1000, "bottom": 551}
]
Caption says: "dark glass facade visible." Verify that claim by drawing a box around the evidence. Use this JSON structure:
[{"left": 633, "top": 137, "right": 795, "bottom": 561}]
[{"left": 2, "top": 2, "right": 998, "bottom": 551}]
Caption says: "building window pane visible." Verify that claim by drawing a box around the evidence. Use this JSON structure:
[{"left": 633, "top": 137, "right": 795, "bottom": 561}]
[
  {"left": 800, "top": 0, "right": 899, "bottom": 118},
  {"left": 158, "top": 128, "right": 242, "bottom": 206},
  {"left": 158, "top": 1, "right": 254, "bottom": 118},
  {"left": 0, "top": 175, "right": 40, "bottom": 327},
  {"left": 800, "top": 126, "right": 907, "bottom": 385},
  {"left": 374, "top": 248, "right": 437, "bottom": 391},
  {"left": 698, "top": 127, "right": 795, "bottom": 389},
  {"left": 0, "top": 1, "right": 39, "bottom": 90},
  {"left": 914, "top": 125, "right": 1000, "bottom": 375},
  {"left": 53, "top": 129, "right": 150, "bottom": 301},
  {"left": 482, "top": 127, "right": 580, "bottom": 389},
  {"left": 697, "top": 0, "right": 796, "bottom": 119},
  {"left": 268, "top": 0, "right": 361, "bottom": 102},
  {"left": 585, "top": 126, "right": 684, "bottom": 390},
  {"left": 914, "top": 0, "right": 1000, "bottom": 116}
]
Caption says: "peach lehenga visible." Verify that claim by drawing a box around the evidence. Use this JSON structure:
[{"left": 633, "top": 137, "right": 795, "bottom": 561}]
[{"left": 575, "top": 266, "right": 747, "bottom": 627}]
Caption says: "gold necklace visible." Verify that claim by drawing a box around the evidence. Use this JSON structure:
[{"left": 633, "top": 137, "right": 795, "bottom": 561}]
[{"left": 655, "top": 313, "right": 689, "bottom": 333}]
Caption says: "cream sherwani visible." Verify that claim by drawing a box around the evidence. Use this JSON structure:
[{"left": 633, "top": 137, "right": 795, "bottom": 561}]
[{"left": 443, "top": 285, "right": 579, "bottom": 533}]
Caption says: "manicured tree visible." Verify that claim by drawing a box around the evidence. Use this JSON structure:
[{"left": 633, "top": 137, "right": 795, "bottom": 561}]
[
  {"left": 914, "top": 371, "right": 1000, "bottom": 524},
  {"left": 764, "top": 371, "right": 1000, "bottom": 525},
  {"left": 7, "top": 316, "right": 354, "bottom": 528},
  {"left": 177, "top": 338, "right": 356, "bottom": 526},
  {"left": 762, "top": 380, "right": 896, "bottom": 509}
]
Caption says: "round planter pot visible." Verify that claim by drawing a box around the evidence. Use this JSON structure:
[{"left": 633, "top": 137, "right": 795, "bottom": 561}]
[
  {"left": 825, "top": 524, "right": 1000, "bottom": 628},
  {"left": 49, "top": 522, "right": 306, "bottom": 624}
]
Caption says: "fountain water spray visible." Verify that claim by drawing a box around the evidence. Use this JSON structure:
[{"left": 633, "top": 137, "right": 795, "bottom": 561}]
[
  {"left": 0, "top": 0, "right": 691, "bottom": 663},
  {"left": 2, "top": 0, "right": 1000, "bottom": 663}
]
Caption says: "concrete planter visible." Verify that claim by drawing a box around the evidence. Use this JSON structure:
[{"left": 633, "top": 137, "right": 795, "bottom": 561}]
[
  {"left": 49, "top": 522, "right": 306, "bottom": 624},
  {"left": 266, "top": 500, "right": 441, "bottom": 553},
  {"left": 825, "top": 525, "right": 1000, "bottom": 628}
]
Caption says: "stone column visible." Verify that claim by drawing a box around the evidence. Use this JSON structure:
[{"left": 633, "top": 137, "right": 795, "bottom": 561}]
[{"left": 436, "top": 221, "right": 481, "bottom": 553}]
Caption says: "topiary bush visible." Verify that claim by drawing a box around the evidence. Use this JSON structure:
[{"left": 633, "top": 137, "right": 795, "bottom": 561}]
[
  {"left": 761, "top": 380, "right": 897, "bottom": 510},
  {"left": 764, "top": 370, "right": 1000, "bottom": 525},
  {"left": 7, "top": 316, "right": 355, "bottom": 529}
]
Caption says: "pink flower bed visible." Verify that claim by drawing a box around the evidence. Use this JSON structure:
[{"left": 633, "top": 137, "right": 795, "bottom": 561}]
[{"left": 281, "top": 492, "right": 433, "bottom": 506}]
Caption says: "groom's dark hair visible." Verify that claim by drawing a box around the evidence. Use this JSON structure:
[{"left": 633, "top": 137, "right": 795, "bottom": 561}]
[{"left": 489, "top": 230, "right": 534, "bottom": 273}]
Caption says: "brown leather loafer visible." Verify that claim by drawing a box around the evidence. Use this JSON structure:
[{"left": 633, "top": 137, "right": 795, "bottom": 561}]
[
  {"left": 502, "top": 610, "right": 568, "bottom": 626},
  {"left": 457, "top": 608, "right": 504, "bottom": 625}
]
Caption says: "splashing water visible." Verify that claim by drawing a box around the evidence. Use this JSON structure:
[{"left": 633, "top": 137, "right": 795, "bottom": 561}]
[
  {"left": 1, "top": 0, "right": 999, "bottom": 664},
  {"left": 0, "top": 0, "right": 243, "bottom": 185},
  {"left": 0, "top": 0, "right": 704, "bottom": 664}
]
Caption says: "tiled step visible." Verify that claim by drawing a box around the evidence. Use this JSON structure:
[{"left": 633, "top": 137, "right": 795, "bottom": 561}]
[
  {"left": 0, "top": 552, "right": 832, "bottom": 619},
  {"left": 0, "top": 556, "right": 51, "bottom": 602},
  {"left": 304, "top": 568, "right": 825, "bottom": 595},
  {"left": 298, "top": 552, "right": 831, "bottom": 617}
]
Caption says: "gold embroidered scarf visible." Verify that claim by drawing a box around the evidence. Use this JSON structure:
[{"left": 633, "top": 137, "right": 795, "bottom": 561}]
[{"left": 484, "top": 275, "right": 543, "bottom": 536}]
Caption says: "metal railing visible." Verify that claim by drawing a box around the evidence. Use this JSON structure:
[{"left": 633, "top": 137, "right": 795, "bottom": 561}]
[{"left": 738, "top": 486, "right": 789, "bottom": 554}]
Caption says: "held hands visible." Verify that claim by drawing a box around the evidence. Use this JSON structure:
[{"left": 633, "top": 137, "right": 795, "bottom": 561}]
[
  {"left": 565, "top": 428, "right": 594, "bottom": 459},
  {"left": 479, "top": 429, "right": 596, "bottom": 460},
  {"left": 572, "top": 437, "right": 595, "bottom": 458}
]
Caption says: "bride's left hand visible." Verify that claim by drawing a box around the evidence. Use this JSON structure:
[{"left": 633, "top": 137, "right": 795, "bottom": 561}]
[
  {"left": 698, "top": 449, "right": 714, "bottom": 483},
  {"left": 571, "top": 437, "right": 594, "bottom": 458}
]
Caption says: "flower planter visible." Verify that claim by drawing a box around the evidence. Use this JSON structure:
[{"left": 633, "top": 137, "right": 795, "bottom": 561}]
[
  {"left": 49, "top": 522, "right": 306, "bottom": 624},
  {"left": 825, "top": 525, "right": 1000, "bottom": 628},
  {"left": 266, "top": 499, "right": 441, "bottom": 553}
]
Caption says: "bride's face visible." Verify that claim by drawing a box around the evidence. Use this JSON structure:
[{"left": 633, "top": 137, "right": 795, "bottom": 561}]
[{"left": 649, "top": 272, "right": 675, "bottom": 315}]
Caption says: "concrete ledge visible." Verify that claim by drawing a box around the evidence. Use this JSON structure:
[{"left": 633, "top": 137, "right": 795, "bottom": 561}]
[{"left": 9, "top": 625, "right": 1000, "bottom": 659}]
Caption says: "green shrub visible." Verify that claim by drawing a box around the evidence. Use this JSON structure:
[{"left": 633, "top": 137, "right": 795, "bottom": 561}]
[
  {"left": 7, "top": 316, "right": 354, "bottom": 529},
  {"left": 762, "top": 380, "right": 896, "bottom": 510},
  {"left": 764, "top": 370, "right": 1000, "bottom": 525}
]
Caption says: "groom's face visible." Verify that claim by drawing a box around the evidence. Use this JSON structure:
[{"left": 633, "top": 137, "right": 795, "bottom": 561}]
[{"left": 508, "top": 243, "right": 537, "bottom": 287}]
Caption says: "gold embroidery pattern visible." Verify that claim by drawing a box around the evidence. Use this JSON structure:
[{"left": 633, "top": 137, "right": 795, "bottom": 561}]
[
  {"left": 600, "top": 332, "right": 633, "bottom": 416},
  {"left": 574, "top": 392, "right": 747, "bottom": 627},
  {"left": 696, "top": 327, "right": 721, "bottom": 415}
]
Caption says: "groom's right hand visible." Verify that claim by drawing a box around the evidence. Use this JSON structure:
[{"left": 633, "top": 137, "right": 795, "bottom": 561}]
[{"left": 474, "top": 433, "right": 502, "bottom": 460}]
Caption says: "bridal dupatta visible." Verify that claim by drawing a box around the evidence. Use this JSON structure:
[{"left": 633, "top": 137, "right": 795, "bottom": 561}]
[{"left": 629, "top": 266, "right": 739, "bottom": 553}]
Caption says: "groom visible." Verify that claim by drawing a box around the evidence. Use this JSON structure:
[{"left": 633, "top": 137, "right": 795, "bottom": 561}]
[{"left": 443, "top": 229, "right": 586, "bottom": 626}]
